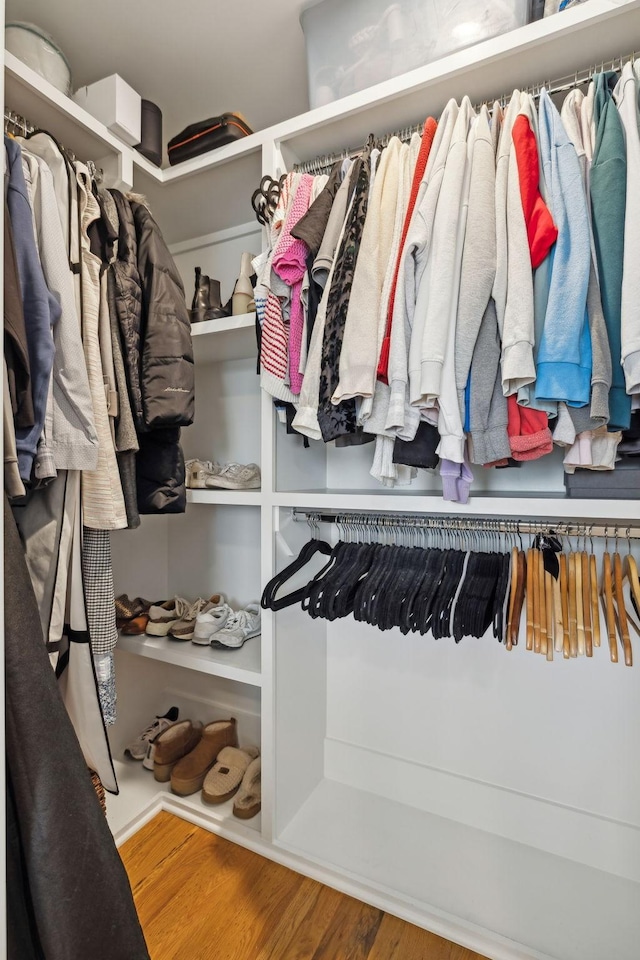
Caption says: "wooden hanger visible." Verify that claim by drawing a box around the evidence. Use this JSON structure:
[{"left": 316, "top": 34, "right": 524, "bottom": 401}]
[
  {"left": 575, "top": 539, "right": 585, "bottom": 657},
  {"left": 559, "top": 552, "right": 570, "bottom": 659},
  {"left": 526, "top": 546, "right": 535, "bottom": 651},
  {"left": 590, "top": 541, "right": 601, "bottom": 649},
  {"left": 568, "top": 550, "right": 579, "bottom": 658},
  {"left": 582, "top": 549, "right": 593, "bottom": 658},
  {"left": 601, "top": 530, "right": 618, "bottom": 664},
  {"left": 613, "top": 535, "right": 633, "bottom": 667}
]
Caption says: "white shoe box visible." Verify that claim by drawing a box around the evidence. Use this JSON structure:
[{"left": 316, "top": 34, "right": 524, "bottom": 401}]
[{"left": 73, "top": 74, "right": 142, "bottom": 146}]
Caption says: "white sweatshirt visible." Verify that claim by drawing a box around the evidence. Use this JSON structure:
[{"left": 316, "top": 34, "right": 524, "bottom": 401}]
[
  {"left": 400, "top": 101, "right": 460, "bottom": 405},
  {"left": 494, "top": 91, "right": 536, "bottom": 396},
  {"left": 614, "top": 63, "right": 640, "bottom": 394},
  {"left": 493, "top": 91, "right": 521, "bottom": 334},
  {"left": 411, "top": 97, "right": 475, "bottom": 413},
  {"left": 360, "top": 141, "right": 412, "bottom": 427},
  {"left": 332, "top": 138, "right": 402, "bottom": 404}
]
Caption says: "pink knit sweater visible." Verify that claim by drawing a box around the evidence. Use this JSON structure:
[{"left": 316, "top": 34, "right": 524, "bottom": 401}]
[{"left": 272, "top": 174, "right": 314, "bottom": 395}]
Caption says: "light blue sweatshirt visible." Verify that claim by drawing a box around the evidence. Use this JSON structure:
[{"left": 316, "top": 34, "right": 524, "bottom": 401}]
[{"left": 535, "top": 90, "right": 592, "bottom": 407}]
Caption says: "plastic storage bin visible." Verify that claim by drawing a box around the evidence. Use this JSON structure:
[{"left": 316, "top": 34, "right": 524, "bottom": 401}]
[
  {"left": 6, "top": 22, "right": 72, "bottom": 95},
  {"left": 301, "top": 0, "right": 531, "bottom": 108}
]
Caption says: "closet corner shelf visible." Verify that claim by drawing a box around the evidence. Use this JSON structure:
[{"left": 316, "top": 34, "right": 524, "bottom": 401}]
[
  {"left": 107, "top": 759, "right": 261, "bottom": 844},
  {"left": 190, "top": 312, "right": 257, "bottom": 363},
  {"left": 117, "top": 632, "right": 262, "bottom": 687},
  {"left": 4, "top": 51, "right": 162, "bottom": 182},
  {"left": 187, "top": 489, "right": 262, "bottom": 506},
  {"left": 272, "top": 490, "right": 640, "bottom": 522}
]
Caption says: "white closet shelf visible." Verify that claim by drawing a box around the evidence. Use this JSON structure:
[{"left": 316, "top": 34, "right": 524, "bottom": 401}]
[
  {"left": 187, "top": 490, "right": 261, "bottom": 506},
  {"left": 107, "top": 759, "right": 261, "bottom": 844},
  {"left": 7, "top": 0, "right": 640, "bottom": 242},
  {"left": 272, "top": 0, "right": 640, "bottom": 164},
  {"left": 117, "top": 632, "right": 262, "bottom": 686},
  {"left": 4, "top": 51, "right": 159, "bottom": 183},
  {"left": 272, "top": 491, "right": 640, "bottom": 522},
  {"left": 190, "top": 312, "right": 257, "bottom": 363}
]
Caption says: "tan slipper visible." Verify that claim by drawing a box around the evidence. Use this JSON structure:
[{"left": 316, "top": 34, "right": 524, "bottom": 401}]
[
  {"left": 232, "top": 757, "right": 261, "bottom": 819},
  {"left": 201, "top": 746, "right": 259, "bottom": 805}
]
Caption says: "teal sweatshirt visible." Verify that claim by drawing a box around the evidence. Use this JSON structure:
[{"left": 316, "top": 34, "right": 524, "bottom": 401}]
[
  {"left": 535, "top": 90, "right": 592, "bottom": 407},
  {"left": 590, "top": 71, "right": 630, "bottom": 431}
]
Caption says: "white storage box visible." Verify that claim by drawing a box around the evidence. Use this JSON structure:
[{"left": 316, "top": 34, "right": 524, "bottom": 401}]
[
  {"left": 301, "top": 0, "right": 531, "bottom": 108},
  {"left": 73, "top": 75, "right": 142, "bottom": 146}
]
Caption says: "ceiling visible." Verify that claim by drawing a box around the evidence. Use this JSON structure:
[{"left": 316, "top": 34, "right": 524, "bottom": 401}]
[{"left": 5, "top": 0, "right": 311, "bottom": 146}]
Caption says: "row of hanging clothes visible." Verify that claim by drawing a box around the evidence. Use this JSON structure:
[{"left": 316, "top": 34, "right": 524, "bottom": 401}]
[
  {"left": 255, "top": 54, "right": 640, "bottom": 501},
  {"left": 262, "top": 512, "right": 638, "bottom": 667},
  {"left": 4, "top": 112, "right": 194, "bottom": 792}
]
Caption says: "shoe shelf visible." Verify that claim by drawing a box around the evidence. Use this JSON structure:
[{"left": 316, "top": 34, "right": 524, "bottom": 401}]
[
  {"left": 187, "top": 489, "right": 262, "bottom": 507},
  {"left": 190, "top": 312, "right": 257, "bottom": 364},
  {"left": 116, "top": 632, "right": 262, "bottom": 687},
  {"left": 270, "top": 490, "right": 640, "bottom": 523},
  {"left": 107, "top": 759, "right": 261, "bottom": 845}
]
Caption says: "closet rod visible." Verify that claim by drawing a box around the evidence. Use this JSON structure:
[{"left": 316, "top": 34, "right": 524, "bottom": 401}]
[
  {"left": 293, "top": 49, "right": 638, "bottom": 175},
  {"left": 4, "top": 107, "right": 104, "bottom": 182},
  {"left": 290, "top": 509, "right": 640, "bottom": 541}
]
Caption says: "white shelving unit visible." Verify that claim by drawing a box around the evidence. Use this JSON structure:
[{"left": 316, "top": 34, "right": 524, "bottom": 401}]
[
  {"left": 108, "top": 759, "right": 262, "bottom": 844},
  {"left": 7, "top": 6, "right": 640, "bottom": 959},
  {"left": 116, "top": 633, "right": 262, "bottom": 686},
  {"left": 186, "top": 489, "right": 261, "bottom": 506},
  {"left": 190, "top": 312, "right": 257, "bottom": 364}
]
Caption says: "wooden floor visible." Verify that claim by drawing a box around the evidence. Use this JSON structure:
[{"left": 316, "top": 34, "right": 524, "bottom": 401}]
[{"left": 120, "top": 812, "right": 488, "bottom": 960}]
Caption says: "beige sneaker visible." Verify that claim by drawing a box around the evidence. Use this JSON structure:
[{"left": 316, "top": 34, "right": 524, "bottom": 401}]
[
  {"left": 169, "top": 595, "right": 224, "bottom": 642},
  {"left": 146, "top": 599, "right": 181, "bottom": 636}
]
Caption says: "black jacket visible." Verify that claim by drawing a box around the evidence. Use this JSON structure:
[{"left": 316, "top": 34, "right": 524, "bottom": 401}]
[
  {"left": 108, "top": 191, "right": 194, "bottom": 513},
  {"left": 5, "top": 498, "right": 150, "bottom": 960}
]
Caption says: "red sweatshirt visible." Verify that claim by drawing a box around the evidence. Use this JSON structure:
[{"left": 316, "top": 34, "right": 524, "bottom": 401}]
[{"left": 512, "top": 114, "right": 558, "bottom": 268}]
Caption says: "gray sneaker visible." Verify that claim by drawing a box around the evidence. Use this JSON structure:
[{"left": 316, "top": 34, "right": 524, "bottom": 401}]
[
  {"left": 125, "top": 707, "right": 180, "bottom": 761},
  {"left": 185, "top": 459, "right": 222, "bottom": 489}
]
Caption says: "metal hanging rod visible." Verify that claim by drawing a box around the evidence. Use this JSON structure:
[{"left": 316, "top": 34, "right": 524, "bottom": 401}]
[
  {"left": 293, "top": 50, "right": 638, "bottom": 176},
  {"left": 290, "top": 509, "right": 640, "bottom": 541},
  {"left": 4, "top": 107, "right": 104, "bottom": 182}
]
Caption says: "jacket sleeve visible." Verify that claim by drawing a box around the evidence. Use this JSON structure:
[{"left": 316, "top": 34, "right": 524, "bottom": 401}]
[{"left": 133, "top": 203, "right": 195, "bottom": 429}]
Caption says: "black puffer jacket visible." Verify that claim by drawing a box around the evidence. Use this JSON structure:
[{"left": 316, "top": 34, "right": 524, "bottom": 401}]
[
  {"left": 108, "top": 191, "right": 194, "bottom": 514},
  {"left": 131, "top": 199, "right": 194, "bottom": 429}
]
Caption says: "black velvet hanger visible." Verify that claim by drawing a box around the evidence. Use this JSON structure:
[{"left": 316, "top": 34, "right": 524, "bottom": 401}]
[{"left": 260, "top": 538, "right": 332, "bottom": 612}]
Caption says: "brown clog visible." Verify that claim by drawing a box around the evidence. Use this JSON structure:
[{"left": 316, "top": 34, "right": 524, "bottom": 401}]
[
  {"left": 202, "top": 745, "right": 260, "bottom": 805},
  {"left": 170, "top": 718, "right": 238, "bottom": 796},
  {"left": 232, "top": 757, "right": 261, "bottom": 819},
  {"left": 121, "top": 614, "right": 149, "bottom": 635},
  {"left": 153, "top": 720, "right": 203, "bottom": 782}
]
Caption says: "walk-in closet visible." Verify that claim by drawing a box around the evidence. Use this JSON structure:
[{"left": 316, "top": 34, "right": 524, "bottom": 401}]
[{"left": 4, "top": 2, "right": 640, "bottom": 959}]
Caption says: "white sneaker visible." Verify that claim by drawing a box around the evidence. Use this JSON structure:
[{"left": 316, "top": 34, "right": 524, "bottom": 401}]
[
  {"left": 204, "top": 462, "right": 261, "bottom": 490},
  {"left": 185, "top": 459, "right": 221, "bottom": 489},
  {"left": 211, "top": 604, "right": 261, "bottom": 649},
  {"left": 125, "top": 707, "right": 180, "bottom": 761},
  {"left": 192, "top": 597, "right": 233, "bottom": 645}
]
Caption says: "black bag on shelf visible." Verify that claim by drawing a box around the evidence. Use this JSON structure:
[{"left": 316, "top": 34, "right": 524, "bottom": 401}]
[{"left": 167, "top": 113, "right": 253, "bottom": 165}]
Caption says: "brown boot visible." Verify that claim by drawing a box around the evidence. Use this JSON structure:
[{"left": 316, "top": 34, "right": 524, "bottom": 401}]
[
  {"left": 153, "top": 720, "right": 203, "bottom": 782},
  {"left": 170, "top": 718, "right": 238, "bottom": 796}
]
